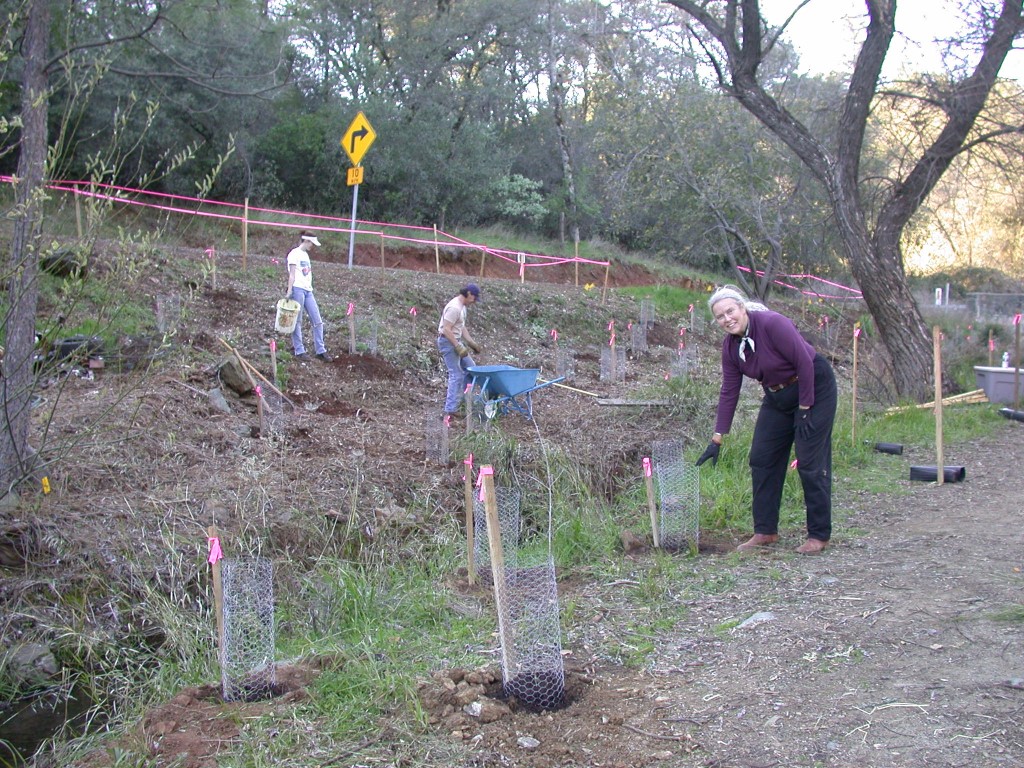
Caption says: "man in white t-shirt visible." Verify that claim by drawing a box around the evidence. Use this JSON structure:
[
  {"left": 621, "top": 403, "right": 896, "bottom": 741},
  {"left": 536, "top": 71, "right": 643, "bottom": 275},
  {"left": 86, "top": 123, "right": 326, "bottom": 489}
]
[
  {"left": 437, "top": 284, "right": 482, "bottom": 416},
  {"left": 286, "top": 232, "right": 332, "bottom": 361}
]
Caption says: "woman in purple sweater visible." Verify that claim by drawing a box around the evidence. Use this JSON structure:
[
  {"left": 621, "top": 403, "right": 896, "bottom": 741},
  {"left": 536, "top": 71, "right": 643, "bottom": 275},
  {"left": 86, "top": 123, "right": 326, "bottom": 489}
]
[{"left": 696, "top": 285, "right": 837, "bottom": 554}]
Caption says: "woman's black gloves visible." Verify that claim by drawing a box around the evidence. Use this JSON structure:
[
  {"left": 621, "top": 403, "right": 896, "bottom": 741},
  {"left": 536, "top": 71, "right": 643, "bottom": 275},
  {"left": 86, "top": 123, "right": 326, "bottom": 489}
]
[
  {"left": 795, "top": 408, "right": 813, "bottom": 439},
  {"left": 695, "top": 442, "right": 721, "bottom": 467}
]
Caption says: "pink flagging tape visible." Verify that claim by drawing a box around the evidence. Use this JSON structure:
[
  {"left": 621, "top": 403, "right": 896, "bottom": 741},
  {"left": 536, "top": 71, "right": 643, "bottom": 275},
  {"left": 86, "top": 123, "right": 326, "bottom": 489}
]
[
  {"left": 643, "top": 457, "right": 652, "bottom": 477},
  {"left": 347, "top": 302, "right": 354, "bottom": 315},
  {"left": 550, "top": 328, "right": 558, "bottom": 342},
  {"left": 409, "top": 307, "right": 417, "bottom": 316},
  {"left": 269, "top": 339, "right": 276, "bottom": 352},
  {"left": 207, "top": 537, "right": 223, "bottom": 565},
  {"left": 477, "top": 465, "right": 494, "bottom": 502}
]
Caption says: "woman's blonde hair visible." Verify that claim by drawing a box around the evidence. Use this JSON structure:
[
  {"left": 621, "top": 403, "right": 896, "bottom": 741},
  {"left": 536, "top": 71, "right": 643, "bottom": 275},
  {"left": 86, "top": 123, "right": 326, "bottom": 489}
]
[{"left": 708, "top": 284, "right": 768, "bottom": 312}]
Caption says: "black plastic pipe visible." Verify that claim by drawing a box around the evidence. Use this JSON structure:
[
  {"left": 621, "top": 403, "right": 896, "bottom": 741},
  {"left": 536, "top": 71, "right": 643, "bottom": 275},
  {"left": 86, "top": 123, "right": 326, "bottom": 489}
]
[
  {"left": 999, "top": 408, "right": 1024, "bottom": 423},
  {"left": 872, "top": 442, "right": 904, "bottom": 455},
  {"left": 909, "top": 465, "right": 966, "bottom": 483}
]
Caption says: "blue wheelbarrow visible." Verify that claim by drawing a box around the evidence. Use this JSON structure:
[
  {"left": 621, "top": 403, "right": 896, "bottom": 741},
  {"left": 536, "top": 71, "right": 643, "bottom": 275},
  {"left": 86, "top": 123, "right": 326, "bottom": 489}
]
[{"left": 466, "top": 365, "right": 565, "bottom": 420}]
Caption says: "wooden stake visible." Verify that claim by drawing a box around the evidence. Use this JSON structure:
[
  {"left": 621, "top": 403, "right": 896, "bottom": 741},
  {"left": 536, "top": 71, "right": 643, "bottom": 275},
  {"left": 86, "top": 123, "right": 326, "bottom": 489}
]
[
  {"left": 348, "top": 306, "right": 357, "bottom": 354},
  {"left": 1014, "top": 313, "right": 1021, "bottom": 410},
  {"left": 464, "top": 384, "right": 474, "bottom": 437},
  {"left": 380, "top": 232, "right": 385, "bottom": 274},
  {"left": 479, "top": 248, "right": 487, "bottom": 278},
  {"left": 75, "top": 193, "right": 83, "bottom": 239},
  {"left": 851, "top": 323, "right": 859, "bottom": 445},
  {"left": 207, "top": 525, "right": 225, "bottom": 666},
  {"left": 434, "top": 224, "right": 440, "bottom": 274},
  {"left": 269, "top": 338, "right": 278, "bottom": 387},
  {"left": 601, "top": 262, "right": 611, "bottom": 305},
  {"left": 242, "top": 197, "right": 249, "bottom": 269},
  {"left": 574, "top": 240, "right": 579, "bottom": 287},
  {"left": 464, "top": 455, "right": 475, "bottom": 585},
  {"left": 481, "top": 468, "right": 510, "bottom": 652},
  {"left": 643, "top": 458, "right": 660, "bottom": 548},
  {"left": 933, "top": 325, "right": 944, "bottom": 486}
]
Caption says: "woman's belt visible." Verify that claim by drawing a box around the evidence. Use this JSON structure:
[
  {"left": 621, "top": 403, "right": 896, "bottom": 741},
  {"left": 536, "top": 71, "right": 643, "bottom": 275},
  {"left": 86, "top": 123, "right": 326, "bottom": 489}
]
[{"left": 766, "top": 375, "right": 799, "bottom": 393}]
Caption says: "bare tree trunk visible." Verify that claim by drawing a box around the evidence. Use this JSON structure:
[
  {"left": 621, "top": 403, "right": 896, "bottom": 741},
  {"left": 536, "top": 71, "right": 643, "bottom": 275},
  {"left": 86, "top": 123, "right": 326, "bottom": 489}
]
[
  {"left": 1, "top": 0, "right": 50, "bottom": 497},
  {"left": 665, "top": 0, "right": 1024, "bottom": 401},
  {"left": 547, "top": 1, "right": 580, "bottom": 246}
]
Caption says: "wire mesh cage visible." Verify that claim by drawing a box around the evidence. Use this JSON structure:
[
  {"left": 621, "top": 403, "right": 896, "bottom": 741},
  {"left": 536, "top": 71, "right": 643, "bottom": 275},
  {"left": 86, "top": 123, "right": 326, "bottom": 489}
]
[
  {"left": 356, "top": 315, "right": 379, "bottom": 355},
  {"left": 155, "top": 293, "right": 181, "bottom": 335},
  {"left": 652, "top": 440, "right": 700, "bottom": 551},
  {"left": 495, "top": 553, "right": 565, "bottom": 712},
  {"left": 220, "top": 557, "right": 276, "bottom": 702},
  {"left": 424, "top": 408, "right": 450, "bottom": 464},
  {"left": 630, "top": 323, "right": 648, "bottom": 355},
  {"left": 474, "top": 487, "right": 522, "bottom": 584},
  {"left": 670, "top": 347, "right": 698, "bottom": 380},
  {"left": 600, "top": 346, "right": 627, "bottom": 383},
  {"left": 688, "top": 308, "right": 707, "bottom": 335},
  {"left": 262, "top": 391, "right": 293, "bottom": 438},
  {"left": 640, "top": 299, "right": 656, "bottom": 329},
  {"left": 555, "top": 348, "right": 575, "bottom": 381}
]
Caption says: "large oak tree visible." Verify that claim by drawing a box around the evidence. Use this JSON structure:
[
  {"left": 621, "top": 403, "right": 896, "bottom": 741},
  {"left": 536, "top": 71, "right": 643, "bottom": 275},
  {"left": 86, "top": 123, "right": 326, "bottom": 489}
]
[{"left": 663, "top": 0, "right": 1024, "bottom": 399}]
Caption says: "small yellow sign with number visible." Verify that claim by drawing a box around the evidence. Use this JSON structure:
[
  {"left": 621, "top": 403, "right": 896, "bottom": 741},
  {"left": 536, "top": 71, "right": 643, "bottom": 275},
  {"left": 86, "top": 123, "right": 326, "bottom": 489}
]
[{"left": 347, "top": 166, "right": 364, "bottom": 186}]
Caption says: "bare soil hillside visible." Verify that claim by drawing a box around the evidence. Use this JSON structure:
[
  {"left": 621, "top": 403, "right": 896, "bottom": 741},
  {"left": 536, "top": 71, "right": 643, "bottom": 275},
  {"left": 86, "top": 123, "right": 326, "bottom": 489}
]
[{"left": 2, "top": 243, "right": 1022, "bottom": 768}]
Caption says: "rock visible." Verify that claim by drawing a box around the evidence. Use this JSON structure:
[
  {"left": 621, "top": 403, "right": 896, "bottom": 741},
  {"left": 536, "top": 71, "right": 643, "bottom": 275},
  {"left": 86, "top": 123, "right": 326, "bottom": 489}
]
[
  {"left": 463, "top": 701, "right": 482, "bottom": 718},
  {"left": 737, "top": 611, "right": 775, "bottom": 630},
  {"left": 218, "top": 357, "right": 252, "bottom": 395},
  {"left": 207, "top": 387, "right": 232, "bottom": 414},
  {"left": 517, "top": 736, "right": 541, "bottom": 750},
  {"left": 454, "top": 684, "right": 486, "bottom": 706},
  {"left": 478, "top": 698, "right": 512, "bottom": 723},
  {"left": 620, "top": 529, "right": 647, "bottom": 554},
  {"left": 7, "top": 643, "right": 59, "bottom": 688}
]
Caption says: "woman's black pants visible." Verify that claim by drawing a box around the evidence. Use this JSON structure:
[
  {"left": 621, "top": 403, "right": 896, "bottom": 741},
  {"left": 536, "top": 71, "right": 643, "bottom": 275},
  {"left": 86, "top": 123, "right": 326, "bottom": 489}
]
[{"left": 748, "top": 354, "right": 837, "bottom": 542}]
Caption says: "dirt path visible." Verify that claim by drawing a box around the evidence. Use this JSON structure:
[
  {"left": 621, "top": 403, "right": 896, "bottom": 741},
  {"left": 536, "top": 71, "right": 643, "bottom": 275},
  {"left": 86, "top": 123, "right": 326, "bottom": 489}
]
[{"left": 429, "top": 421, "right": 1024, "bottom": 768}]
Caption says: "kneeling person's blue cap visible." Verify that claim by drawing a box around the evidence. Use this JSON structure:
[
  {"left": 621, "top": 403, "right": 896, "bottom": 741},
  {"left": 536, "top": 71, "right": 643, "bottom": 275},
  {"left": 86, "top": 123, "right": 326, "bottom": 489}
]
[{"left": 464, "top": 283, "right": 481, "bottom": 300}]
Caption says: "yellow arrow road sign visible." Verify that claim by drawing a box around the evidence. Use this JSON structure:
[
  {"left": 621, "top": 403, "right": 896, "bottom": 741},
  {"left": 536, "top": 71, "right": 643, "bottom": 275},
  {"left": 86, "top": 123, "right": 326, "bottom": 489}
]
[{"left": 341, "top": 112, "right": 376, "bottom": 166}]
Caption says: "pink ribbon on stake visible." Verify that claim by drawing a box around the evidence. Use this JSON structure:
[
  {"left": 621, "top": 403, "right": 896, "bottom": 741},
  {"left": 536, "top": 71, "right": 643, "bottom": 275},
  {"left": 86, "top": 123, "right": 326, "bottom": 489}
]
[
  {"left": 642, "top": 457, "right": 652, "bottom": 478},
  {"left": 989, "top": 338, "right": 996, "bottom": 351},
  {"left": 609, "top": 332, "right": 616, "bottom": 346},
  {"left": 477, "top": 465, "right": 494, "bottom": 502},
  {"left": 1015, "top": 313, "right": 1022, "bottom": 326},
  {"left": 347, "top": 302, "right": 355, "bottom": 316},
  {"left": 463, "top": 453, "right": 473, "bottom": 482},
  {"left": 207, "top": 537, "right": 223, "bottom": 565},
  {"left": 607, "top": 320, "right": 614, "bottom": 332},
  {"left": 854, "top": 326, "right": 862, "bottom": 338},
  {"left": 254, "top": 385, "right": 262, "bottom": 398},
  {"left": 409, "top": 306, "right": 417, "bottom": 316},
  {"left": 269, "top": 339, "right": 276, "bottom": 353},
  {"left": 550, "top": 329, "right": 558, "bottom": 342}
]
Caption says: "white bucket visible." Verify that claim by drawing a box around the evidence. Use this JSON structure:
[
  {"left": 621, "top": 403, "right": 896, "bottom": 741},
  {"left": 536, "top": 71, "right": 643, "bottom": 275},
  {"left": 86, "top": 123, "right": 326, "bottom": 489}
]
[{"left": 275, "top": 299, "right": 300, "bottom": 334}]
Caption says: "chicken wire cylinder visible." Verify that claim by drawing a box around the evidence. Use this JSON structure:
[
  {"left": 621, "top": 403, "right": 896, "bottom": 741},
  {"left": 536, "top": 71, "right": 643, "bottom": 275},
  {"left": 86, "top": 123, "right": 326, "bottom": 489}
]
[
  {"left": 670, "top": 347, "right": 698, "bottom": 380},
  {"left": 640, "top": 299, "right": 656, "bottom": 329},
  {"left": 630, "top": 324, "right": 648, "bottom": 354},
  {"left": 653, "top": 449, "right": 700, "bottom": 551},
  {"left": 424, "top": 408, "right": 450, "bottom": 464},
  {"left": 600, "top": 346, "right": 627, "bottom": 382},
  {"left": 220, "top": 557, "right": 276, "bottom": 702},
  {"left": 155, "top": 294, "right": 181, "bottom": 335},
  {"left": 262, "top": 392, "right": 293, "bottom": 438},
  {"left": 555, "top": 348, "right": 575, "bottom": 381},
  {"left": 496, "top": 555, "right": 565, "bottom": 712},
  {"left": 474, "top": 487, "right": 522, "bottom": 583}
]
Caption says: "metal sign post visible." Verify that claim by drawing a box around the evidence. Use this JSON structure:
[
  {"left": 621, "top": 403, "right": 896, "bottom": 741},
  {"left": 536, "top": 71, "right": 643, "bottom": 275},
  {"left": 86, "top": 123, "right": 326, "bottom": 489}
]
[{"left": 340, "top": 112, "right": 377, "bottom": 270}]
